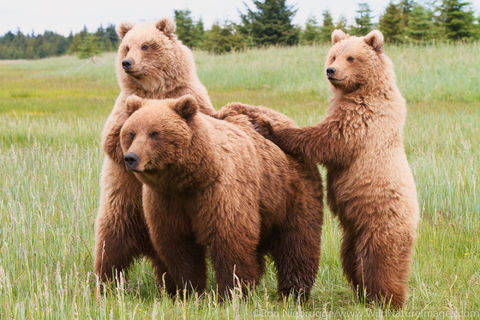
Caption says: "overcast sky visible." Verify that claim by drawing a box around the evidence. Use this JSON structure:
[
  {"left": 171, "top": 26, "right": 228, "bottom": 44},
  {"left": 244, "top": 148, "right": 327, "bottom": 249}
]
[{"left": 1, "top": 0, "right": 479, "bottom": 36}]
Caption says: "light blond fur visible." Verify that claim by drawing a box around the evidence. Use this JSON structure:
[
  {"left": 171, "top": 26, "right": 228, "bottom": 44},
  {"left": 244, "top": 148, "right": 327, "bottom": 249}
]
[{"left": 94, "top": 18, "right": 215, "bottom": 285}]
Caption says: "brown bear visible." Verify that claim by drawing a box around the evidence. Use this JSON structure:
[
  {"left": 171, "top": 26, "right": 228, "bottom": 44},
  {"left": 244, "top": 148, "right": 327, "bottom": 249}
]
[
  {"left": 94, "top": 18, "right": 215, "bottom": 285},
  {"left": 255, "top": 30, "right": 419, "bottom": 308},
  {"left": 119, "top": 95, "right": 324, "bottom": 299}
]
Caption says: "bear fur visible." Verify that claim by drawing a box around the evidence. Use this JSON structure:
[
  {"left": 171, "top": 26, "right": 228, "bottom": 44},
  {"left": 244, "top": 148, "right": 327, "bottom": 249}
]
[
  {"left": 119, "top": 95, "right": 324, "bottom": 299},
  {"left": 256, "top": 30, "right": 419, "bottom": 308},
  {"left": 94, "top": 18, "right": 215, "bottom": 285}
]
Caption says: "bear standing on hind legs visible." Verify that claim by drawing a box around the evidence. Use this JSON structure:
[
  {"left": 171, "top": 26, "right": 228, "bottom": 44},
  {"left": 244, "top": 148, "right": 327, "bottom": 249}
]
[
  {"left": 257, "top": 30, "right": 419, "bottom": 308},
  {"left": 94, "top": 18, "right": 215, "bottom": 287}
]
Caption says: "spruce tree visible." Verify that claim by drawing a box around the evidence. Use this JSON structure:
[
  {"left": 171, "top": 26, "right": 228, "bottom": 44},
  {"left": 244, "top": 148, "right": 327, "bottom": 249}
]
[
  {"left": 379, "top": 2, "right": 404, "bottom": 43},
  {"left": 439, "top": 0, "right": 477, "bottom": 40},
  {"left": 320, "top": 10, "right": 336, "bottom": 43},
  {"left": 193, "top": 20, "right": 205, "bottom": 47},
  {"left": 202, "top": 22, "right": 246, "bottom": 54},
  {"left": 174, "top": 9, "right": 197, "bottom": 47},
  {"left": 78, "top": 33, "right": 101, "bottom": 59},
  {"left": 239, "top": 0, "right": 299, "bottom": 46},
  {"left": 95, "top": 25, "right": 108, "bottom": 51},
  {"left": 405, "top": 4, "right": 434, "bottom": 41},
  {"left": 351, "top": 2, "right": 374, "bottom": 36},
  {"left": 105, "top": 24, "right": 119, "bottom": 51},
  {"left": 399, "top": 0, "right": 415, "bottom": 28},
  {"left": 301, "top": 15, "right": 321, "bottom": 44},
  {"left": 336, "top": 16, "right": 348, "bottom": 32}
]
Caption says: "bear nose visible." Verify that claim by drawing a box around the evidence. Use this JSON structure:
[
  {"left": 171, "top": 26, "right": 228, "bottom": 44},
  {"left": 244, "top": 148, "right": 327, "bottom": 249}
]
[
  {"left": 326, "top": 67, "right": 336, "bottom": 77},
  {"left": 124, "top": 152, "right": 139, "bottom": 170},
  {"left": 122, "top": 58, "right": 133, "bottom": 71}
]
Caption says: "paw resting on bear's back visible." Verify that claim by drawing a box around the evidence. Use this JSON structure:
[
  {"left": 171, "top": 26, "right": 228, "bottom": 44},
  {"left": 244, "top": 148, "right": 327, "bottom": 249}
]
[
  {"left": 215, "top": 103, "right": 275, "bottom": 139},
  {"left": 252, "top": 118, "right": 275, "bottom": 140}
]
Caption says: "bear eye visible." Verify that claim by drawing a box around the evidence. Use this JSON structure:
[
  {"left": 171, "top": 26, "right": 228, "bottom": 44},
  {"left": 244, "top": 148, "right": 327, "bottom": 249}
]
[
  {"left": 347, "top": 56, "right": 354, "bottom": 62},
  {"left": 141, "top": 44, "right": 149, "bottom": 51},
  {"left": 129, "top": 132, "right": 135, "bottom": 139},
  {"left": 332, "top": 56, "right": 336, "bottom": 62},
  {"left": 125, "top": 46, "right": 130, "bottom": 53},
  {"left": 149, "top": 131, "right": 159, "bottom": 138}
]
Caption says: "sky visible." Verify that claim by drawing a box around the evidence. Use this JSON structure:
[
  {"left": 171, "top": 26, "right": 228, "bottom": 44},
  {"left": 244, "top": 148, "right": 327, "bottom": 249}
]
[{"left": 1, "top": 0, "right": 479, "bottom": 36}]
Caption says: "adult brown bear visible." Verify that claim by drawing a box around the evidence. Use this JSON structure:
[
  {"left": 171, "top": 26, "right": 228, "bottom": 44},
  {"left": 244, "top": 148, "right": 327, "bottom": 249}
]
[
  {"left": 119, "top": 95, "right": 324, "bottom": 299},
  {"left": 94, "top": 18, "right": 214, "bottom": 285}
]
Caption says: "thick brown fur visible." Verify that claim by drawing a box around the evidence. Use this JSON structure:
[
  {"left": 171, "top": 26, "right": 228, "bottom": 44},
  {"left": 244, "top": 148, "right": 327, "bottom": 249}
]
[
  {"left": 94, "top": 18, "right": 215, "bottom": 286},
  {"left": 256, "top": 30, "right": 419, "bottom": 308},
  {"left": 119, "top": 96, "right": 324, "bottom": 299}
]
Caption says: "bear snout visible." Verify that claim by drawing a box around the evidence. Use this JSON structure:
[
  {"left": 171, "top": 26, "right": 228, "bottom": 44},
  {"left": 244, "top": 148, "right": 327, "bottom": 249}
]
[
  {"left": 124, "top": 152, "right": 139, "bottom": 170},
  {"left": 326, "top": 67, "right": 336, "bottom": 78},
  {"left": 122, "top": 58, "right": 134, "bottom": 72}
]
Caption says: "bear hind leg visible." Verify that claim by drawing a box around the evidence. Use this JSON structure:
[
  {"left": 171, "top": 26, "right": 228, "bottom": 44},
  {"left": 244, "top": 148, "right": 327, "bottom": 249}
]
[
  {"left": 270, "top": 223, "right": 321, "bottom": 301},
  {"left": 345, "top": 227, "right": 413, "bottom": 308}
]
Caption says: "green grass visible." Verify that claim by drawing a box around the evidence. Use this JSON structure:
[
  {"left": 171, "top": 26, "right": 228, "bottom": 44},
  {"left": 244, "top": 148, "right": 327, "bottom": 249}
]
[{"left": 0, "top": 44, "right": 479, "bottom": 319}]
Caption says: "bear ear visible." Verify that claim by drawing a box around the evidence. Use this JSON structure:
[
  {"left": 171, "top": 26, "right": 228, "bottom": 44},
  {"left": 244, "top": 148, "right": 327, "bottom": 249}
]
[
  {"left": 173, "top": 95, "right": 198, "bottom": 121},
  {"left": 332, "top": 29, "right": 348, "bottom": 45},
  {"left": 117, "top": 22, "right": 133, "bottom": 39},
  {"left": 364, "top": 30, "right": 384, "bottom": 53},
  {"left": 156, "top": 18, "right": 176, "bottom": 36},
  {"left": 126, "top": 95, "right": 144, "bottom": 115}
]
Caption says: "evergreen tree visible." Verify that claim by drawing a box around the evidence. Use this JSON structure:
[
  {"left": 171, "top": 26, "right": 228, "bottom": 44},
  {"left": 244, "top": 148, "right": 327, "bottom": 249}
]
[
  {"left": 193, "top": 19, "right": 206, "bottom": 47},
  {"left": 202, "top": 22, "right": 246, "bottom": 54},
  {"left": 335, "top": 15, "right": 348, "bottom": 32},
  {"left": 351, "top": 2, "right": 374, "bottom": 36},
  {"left": 320, "top": 10, "right": 336, "bottom": 42},
  {"left": 78, "top": 33, "right": 101, "bottom": 59},
  {"left": 439, "top": 0, "right": 477, "bottom": 40},
  {"left": 239, "top": 0, "right": 299, "bottom": 46},
  {"left": 399, "top": 0, "right": 415, "bottom": 28},
  {"left": 405, "top": 4, "right": 434, "bottom": 41},
  {"left": 68, "top": 34, "right": 83, "bottom": 54},
  {"left": 95, "top": 25, "right": 108, "bottom": 51},
  {"left": 174, "top": 9, "right": 198, "bottom": 47},
  {"left": 379, "top": 2, "right": 404, "bottom": 42},
  {"left": 301, "top": 15, "right": 321, "bottom": 44},
  {"left": 105, "top": 24, "right": 120, "bottom": 51},
  {"left": 0, "top": 23, "right": 112, "bottom": 60}
]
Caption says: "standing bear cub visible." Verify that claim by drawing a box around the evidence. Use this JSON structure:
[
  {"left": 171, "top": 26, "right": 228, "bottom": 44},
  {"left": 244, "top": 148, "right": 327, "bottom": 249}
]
[
  {"left": 95, "top": 18, "right": 215, "bottom": 285},
  {"left": 119, "top": 95, "right": 324, "bottom": 299},
  {"left": 257, "top": 30, "right": 419, "bottom": 308}
]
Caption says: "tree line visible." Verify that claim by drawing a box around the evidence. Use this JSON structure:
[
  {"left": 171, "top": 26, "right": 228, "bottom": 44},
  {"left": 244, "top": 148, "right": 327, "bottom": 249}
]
[
  {"left": 0, "top": 25, "right": 119, "bottom": 59},
  {"left": 1, "top": 0, "right": 479, "bottom": 59}
]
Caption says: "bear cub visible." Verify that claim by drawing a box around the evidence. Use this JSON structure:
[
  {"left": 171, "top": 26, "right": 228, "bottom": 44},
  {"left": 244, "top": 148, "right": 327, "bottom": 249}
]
[
  {"left": 257, "top": 30, "right": 419, "bottom": 308},
  {"left": 119, "top": 95, "right": 324, "bottom": 299}
]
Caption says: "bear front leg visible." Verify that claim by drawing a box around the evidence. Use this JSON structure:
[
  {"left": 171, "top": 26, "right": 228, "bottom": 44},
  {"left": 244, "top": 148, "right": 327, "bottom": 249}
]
[
  {"left": 266, "top": 116, "right": 362, "bottom": 167},
  {"left": 200, "top": 202, "right": 261, "bottom": 298},
  {"left": 101, "top": 95, "right": 130, "bottom": 164},
  {"left": 142, "top": 189, "right": 207, "bottom": 296},
  {"left": 153, "top": 234, "right": 207, "bottom": 296},
  {"left": 209, "top": 237, "right": 260, "bottom": 298}
]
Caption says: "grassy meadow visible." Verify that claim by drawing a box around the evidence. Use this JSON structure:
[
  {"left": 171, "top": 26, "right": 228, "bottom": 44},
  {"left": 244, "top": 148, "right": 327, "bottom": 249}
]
[{"left": 0, "top": 43, "right": 479, "bottom": 319}]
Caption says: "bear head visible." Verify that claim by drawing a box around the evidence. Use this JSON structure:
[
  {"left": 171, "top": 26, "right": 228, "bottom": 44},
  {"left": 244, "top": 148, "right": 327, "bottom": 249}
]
[
  {"left": 120, "top": 95, "right": 198, "bottom": 178},
  {"left": 325, "top": 29, "right": 391, "bottom": 93},
  {"left": 116, "top": 18, "right": 192, "bottom": 92}
]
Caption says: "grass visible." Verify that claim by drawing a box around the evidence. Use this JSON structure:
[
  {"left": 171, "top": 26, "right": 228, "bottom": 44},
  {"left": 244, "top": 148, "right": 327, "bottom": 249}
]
[{"left": 0, "top": 43, "right": 479, "bottom": 319}]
